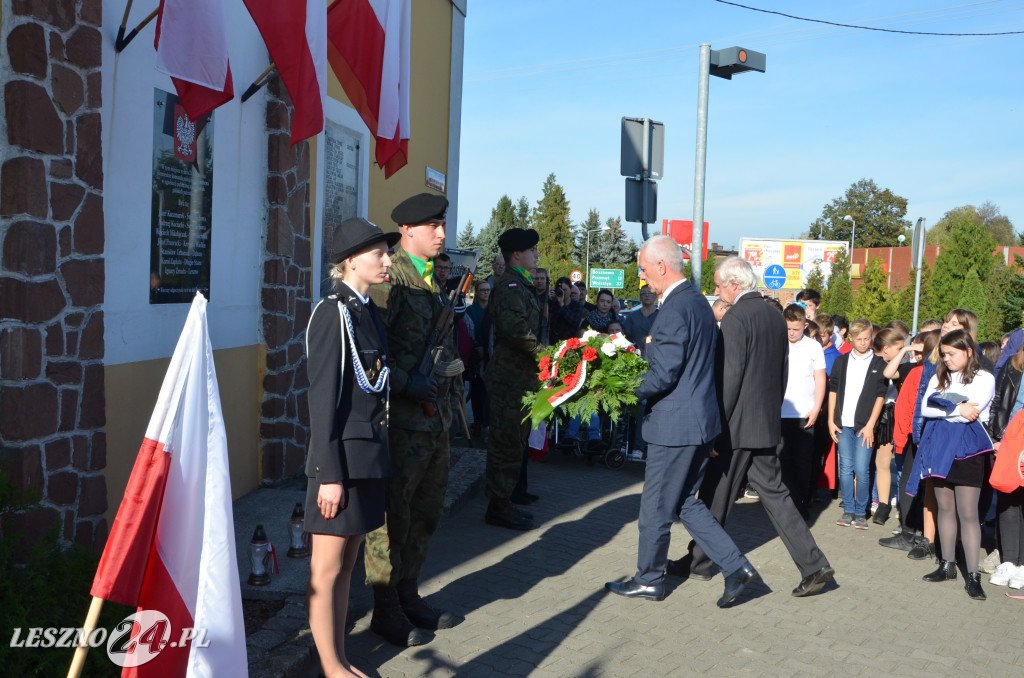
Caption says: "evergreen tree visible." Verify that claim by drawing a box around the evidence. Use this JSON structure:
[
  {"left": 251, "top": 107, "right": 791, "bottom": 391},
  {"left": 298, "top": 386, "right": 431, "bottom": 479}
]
[
  {"left": 928, "top": 214, "right": 998, "bottom": 319},
  {"left": 982, "top": 259, "right": 1013, "bottom": 340},
  {"left": 531, "top": 173, "right": 575, "bottom": 285},
  {"left": 594, "top": 216, "right": 632, "bottom": 267},
  {"left": 491, "top": 195, "right": 518, "bottom": 230},
  {"left": 682, "top": 256, "right": 717, "bottom": 295},
  {"left": 892, "top": 260, "right": 933, "bottom": 331},
  {"left": 514, "top": 196, "right": 530, "bottom": 229},
  {"left": 959, "top": 268, "right": 988, "bottom": 340},
  {"left": 456, "top": 220, "right": 478, "bottom": 250},
  {"left": 851, "top": 258, "right": 894, "bottom": 325},
  {"left": 475, "top": 195, "right": 520, "bottom": 279},
  {"left": 620, "top": 261, "right": 641, "bottom": 300},
  {"left": 803, "top": 266, "right": 826, "bottom": 297},
  {"left": 821, "top": 248, "right": 853, "bottom": 317},
  {"left": 576, "top": 208, "right": 602, "bottom": 266},
  {"left": 1000, "top": 255, "right": 1024, "bottom": 332}
]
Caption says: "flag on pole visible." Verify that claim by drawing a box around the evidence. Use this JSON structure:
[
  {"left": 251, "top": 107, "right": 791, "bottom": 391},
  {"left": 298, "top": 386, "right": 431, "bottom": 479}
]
[
  {"left": 243, "top": 0, "right": 327, "bottom": 145},
  {"left": 154, "top": 0, "right": 235, "bottom": 121},
  {"left": 327, "top": 0, "right": 411, "bottom": 177},
  {"left": 91, "top": 293, "right": 247, "bottom": 677}
]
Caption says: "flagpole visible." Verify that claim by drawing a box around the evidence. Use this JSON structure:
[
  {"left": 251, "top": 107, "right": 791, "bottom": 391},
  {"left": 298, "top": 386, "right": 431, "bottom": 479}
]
[
  {"left": 115, "top": 7, "right": 159, "bottom": 52},
  {"left": 66, "top": 596, "right": 105, "bottom": 678},
  {"left": 114, "top": 0, "right": 135, "bottom": 50},
  {"left": 241, "top": 64, "right": 278, "bottom": 103}
]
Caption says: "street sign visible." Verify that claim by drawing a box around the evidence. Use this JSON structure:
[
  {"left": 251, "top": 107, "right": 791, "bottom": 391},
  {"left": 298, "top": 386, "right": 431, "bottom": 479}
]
[
  {"left": 625, "top": 178, "right": 657, "bottom": 223},
  {"left": 589, "top": 268, "right": 625, "bottom": 289},
  {"left": 910, "top": 217, "right": 926, "bottom": 270},
  {"left": 620, "top": 117, "right": 664, "bottom": 179},
  {"left": 763, "top": 264, "right": 787, "bottom": 290},
  {"left": 570, "top": 270, "right": 582, "bottom": 283}
]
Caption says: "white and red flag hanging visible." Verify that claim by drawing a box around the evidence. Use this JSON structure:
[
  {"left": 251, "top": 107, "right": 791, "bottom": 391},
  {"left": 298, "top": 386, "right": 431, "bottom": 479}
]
[
  {"left": 154, "top": 0, "right": 235, "bottom": 121},
  {"left": 328, "top": 0, "right": 411, "bottom": 177},
  {"left": 90, "top": 293, "right": 247, "bottom": 677},
  {"left": 243, "top": 0, "right": 327, "bottom": 145}
]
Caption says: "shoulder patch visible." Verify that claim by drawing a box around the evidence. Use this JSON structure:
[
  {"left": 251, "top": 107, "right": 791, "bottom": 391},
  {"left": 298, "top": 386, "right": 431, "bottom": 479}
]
[{"left": 508, "top": 283, "right": 518, "bottom": 288}]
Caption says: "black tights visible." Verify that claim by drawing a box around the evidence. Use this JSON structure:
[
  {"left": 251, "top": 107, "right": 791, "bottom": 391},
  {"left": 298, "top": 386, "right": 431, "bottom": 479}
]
[{"left": 933, "top": 479, "right": 981, "bottom": 573}]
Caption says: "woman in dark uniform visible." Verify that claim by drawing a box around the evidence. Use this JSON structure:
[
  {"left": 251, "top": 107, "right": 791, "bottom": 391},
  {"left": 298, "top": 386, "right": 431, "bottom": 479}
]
[{"left": 305, "top": 217, "right": 399, "bottom": 678}]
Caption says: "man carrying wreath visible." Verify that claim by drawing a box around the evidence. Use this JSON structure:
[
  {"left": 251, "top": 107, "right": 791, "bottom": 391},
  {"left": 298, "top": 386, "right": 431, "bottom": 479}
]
[
  {"left": 605, "top": 236, "right": 757, "bottom": 606},
  {"left": 484, "top": 228, "right": 543, "bottom": 530}
]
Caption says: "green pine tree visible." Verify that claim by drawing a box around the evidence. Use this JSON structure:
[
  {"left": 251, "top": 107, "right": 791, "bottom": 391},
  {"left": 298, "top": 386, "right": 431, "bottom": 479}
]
[
  {"left": 851, "top": 258, "right": 893, "bottom": 325},
  {"left": 821, "top": 248, "right": 853, "bottom": 317},
  {"left": 928, "top": 210, "right": 998, "bottom": 319},
  {"left": 958, "top": 268, "right": 988, "bottom": 339},
  {"left": 456, "top": 220, "right": 478, "bottom": 250},
  {"left": 892, "top": 259, "right": 933, "bottom": 331},
  {"left": 1000, "top": 255, "right": 1024, "bottom": 332},
  {"left": 803, "top": 266, "right": 826, "bottom": 296},
  {"left": 981, "top": 259, "right": 1013, "bottom": 340},
  {"left": 531, "top": 173, "right": 575, "bottom": 287}
]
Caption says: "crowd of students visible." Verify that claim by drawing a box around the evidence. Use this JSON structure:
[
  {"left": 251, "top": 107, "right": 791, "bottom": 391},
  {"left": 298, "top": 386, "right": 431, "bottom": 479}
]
[{"left": 780, "top": 290, "right": 1024, "bottom": 602}]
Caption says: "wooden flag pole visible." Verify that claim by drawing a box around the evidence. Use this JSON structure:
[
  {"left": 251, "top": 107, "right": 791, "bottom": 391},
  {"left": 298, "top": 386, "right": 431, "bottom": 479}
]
[
  {"left": 241, "top": 64, "right": 278, "bottom": 103},
  {"left": 115, "top": 7, "right": 159, "bottom": 53},
  {"left": 66, "top": 596, "right": 105, "bottom": 678},
  {"left": 114, "top": 0, "right": 135, "bottom": 49}
]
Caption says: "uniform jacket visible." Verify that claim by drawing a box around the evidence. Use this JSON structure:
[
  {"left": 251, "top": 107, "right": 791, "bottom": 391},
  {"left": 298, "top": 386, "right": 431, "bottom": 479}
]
[
  {"left": 305, "top": 288, "right": 391, "bottom": 483},
  {"left": 716, "top": 291, "right": 788, "bottom": 450},
  {"left": 828, "top": 351, "right": 888, "bottom": 432},
  {"left": 484, "top": 267, "right": 542, "bottom": 393},
  {"left": 635, "top": 279, "right": 721, "bottom": 446},
  {"left": 371, "top": 245, "right": 458, "bottom": 432}
]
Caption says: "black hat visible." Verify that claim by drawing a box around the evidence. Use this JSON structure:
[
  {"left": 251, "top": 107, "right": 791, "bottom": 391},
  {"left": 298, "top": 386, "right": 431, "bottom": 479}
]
[
  {"left": 332, "top": 217, "right": 401, "bottom": 263},
  {"left": 497, "top": 228, "right": 539, "bottom": 252},
  {"left": 391, "top": 193, "right": 448, "bottom": 225}
]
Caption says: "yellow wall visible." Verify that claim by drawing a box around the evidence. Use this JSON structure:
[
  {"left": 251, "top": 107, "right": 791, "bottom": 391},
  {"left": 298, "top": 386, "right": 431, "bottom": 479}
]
[
  {"left": 103, "top": 345, "right": 262, "bottom": 525},
  {"left": 322, "top": 0, "right": 454, "bottom": 230}
]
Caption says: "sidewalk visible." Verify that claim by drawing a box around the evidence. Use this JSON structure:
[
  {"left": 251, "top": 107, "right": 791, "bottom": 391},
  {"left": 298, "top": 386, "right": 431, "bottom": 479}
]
[{"left": 240, "top": 449, "right": 1024, "bottom": 677}]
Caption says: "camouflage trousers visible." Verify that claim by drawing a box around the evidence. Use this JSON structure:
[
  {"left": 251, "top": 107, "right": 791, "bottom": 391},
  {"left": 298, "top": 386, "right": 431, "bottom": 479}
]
[
  {"left": 364, "top": 428, "right": 449, "bottom": 588},
  {"left": 484, "top": 381, "right": 530, "bottom": 500}
]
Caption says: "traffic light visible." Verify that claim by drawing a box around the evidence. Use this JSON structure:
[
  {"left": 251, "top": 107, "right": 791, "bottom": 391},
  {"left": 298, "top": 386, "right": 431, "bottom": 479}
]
[{"left": 709, "top": 47, "right": 766, "bottom": 80}]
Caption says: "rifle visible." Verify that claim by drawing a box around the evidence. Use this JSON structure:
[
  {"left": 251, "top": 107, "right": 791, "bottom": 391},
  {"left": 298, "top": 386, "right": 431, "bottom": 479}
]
[{"left": 415, "top": 251, "right": 480, "bottom": 416}]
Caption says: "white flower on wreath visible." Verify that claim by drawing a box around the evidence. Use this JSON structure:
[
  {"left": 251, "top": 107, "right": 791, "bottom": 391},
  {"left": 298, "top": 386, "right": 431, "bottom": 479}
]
[
  {"left": 581, "top": 329, "right": 601, "bottom": 341},
  {"left": 600, "top": 342, "right": 617, "bottom": 357},
  {"left": 611, "top": 334, "right": 632, "bottom": 350}
]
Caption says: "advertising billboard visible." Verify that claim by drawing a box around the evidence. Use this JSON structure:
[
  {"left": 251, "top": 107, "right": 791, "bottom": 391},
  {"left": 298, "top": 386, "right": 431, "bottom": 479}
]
[{"left": 738, "top": 237, "right": 848, "bottom": 290}]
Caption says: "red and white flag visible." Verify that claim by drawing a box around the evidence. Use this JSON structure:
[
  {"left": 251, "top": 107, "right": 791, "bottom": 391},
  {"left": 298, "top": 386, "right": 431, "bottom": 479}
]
[
  {"left": 154, "top": 0, "right": 235, "bottom": 121},
  {"left": 328, "top": 0, "right": 411, "bottom": 177},
  {"left": 91, "top": 293, "right": 247, "bottom": 677},
  {"left": 243, "top": 0, "right": 327, "bottom": 145}
]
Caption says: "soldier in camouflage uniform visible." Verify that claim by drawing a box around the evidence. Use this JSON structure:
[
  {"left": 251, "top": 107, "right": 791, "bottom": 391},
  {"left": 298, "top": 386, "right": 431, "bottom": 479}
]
[
  {"left": 484, "top": 228, "right": 543, "bottom": 530},
  {"left": 364, "top": 193, "right": 461, "bottom": 648}
]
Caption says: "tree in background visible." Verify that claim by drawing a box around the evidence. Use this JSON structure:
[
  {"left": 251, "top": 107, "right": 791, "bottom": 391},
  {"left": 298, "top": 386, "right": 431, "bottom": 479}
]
[
  {"left": 891, "top": 260, "right": 933, "bottom": 331},
  {"left": 802, "top": 266, "right": 827, "bottom": 297},
  {"left": 821, "top": 247, "right": 853, "bottom": 317},
  {"left": 982, "top": 260, "right": 1014, "bottom": 340},
  {"left": 927, "top": 213, "right": 998, "bottom": 320},
  {"left": 575, "top": 208, "right": 602, "bottom": 266},
  {"left": 593, "top": 216, "right": 634, "bottom": 267},
  {"left": 810, "top": 179, "right": 911, "bottom": 248},
  {"left": 683, "top": 256, "right": 718, "bottom": 295},
  {"left": 959, "top": 268, "right": 988, "bottom": 339},
  {"left": 514, "top": 196, "right": 530, "bottom": 230},
  {"left": 1000, "top": 255, "right": 1024, "bottom": 332},
  {"left": 476, "top": 194, "right": 525, "bottom": 279},
  {"left": 456, "top": 220, "right": 478, "bottom": 250},
  {"left": 927, "top": 202, "right": 1016, "bottom": 248},
  {"left": 851, "top": 258, "right": 894, "bottom": 325},
  {"left": 531, "top": 174, "right": 575, "bottom": 285}
]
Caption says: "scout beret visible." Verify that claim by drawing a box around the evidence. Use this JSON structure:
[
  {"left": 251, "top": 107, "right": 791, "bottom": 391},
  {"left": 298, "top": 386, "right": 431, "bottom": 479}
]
[
  {"left": 497, "top": 228, "right": 540, "bottom": 252},
  {"left": 332, "top": 217, "right": 401, "bottom": 263},
  {"left": 391, "top": 193, "right": 449, "bottom": 225}
]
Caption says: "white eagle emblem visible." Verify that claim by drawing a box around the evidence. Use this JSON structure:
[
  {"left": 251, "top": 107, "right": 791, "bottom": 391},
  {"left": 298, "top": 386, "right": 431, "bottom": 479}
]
[{"left": 176, "top": 114, "right": 196, "bottom": 157}]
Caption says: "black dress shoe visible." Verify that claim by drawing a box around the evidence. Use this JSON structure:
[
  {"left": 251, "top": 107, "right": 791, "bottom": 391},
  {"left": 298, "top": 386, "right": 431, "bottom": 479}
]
[
  {"left": 664, "top": 555, "right": 713, "bottom": 581},
  {"left": 792, "top": 566, "right": 835, "bottom": 597},
  {"left": 717, "top": 564, "right": 757, "bottom": 607},
  {"left": 923, "top": 560, "right": 957, "bottom": 582},
  {"left": 605, "top": 578, "right": 664, "bottom": 601}
]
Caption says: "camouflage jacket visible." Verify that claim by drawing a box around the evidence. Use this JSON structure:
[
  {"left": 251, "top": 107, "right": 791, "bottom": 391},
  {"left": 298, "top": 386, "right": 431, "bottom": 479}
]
[
  {"left": 370, "top": 245, "right": 459, "bottom": 432},
  {"left": 485, "top": 267, "right": 542, "bottom": 393}
]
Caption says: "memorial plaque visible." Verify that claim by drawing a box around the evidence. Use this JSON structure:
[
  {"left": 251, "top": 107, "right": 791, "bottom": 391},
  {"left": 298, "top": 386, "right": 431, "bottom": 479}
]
[
  {"left": 150, "top": 89, "right": 215, "bottom": 304},
  {"left": 319, "top": 120, "right": 363, "bottom": 297}
]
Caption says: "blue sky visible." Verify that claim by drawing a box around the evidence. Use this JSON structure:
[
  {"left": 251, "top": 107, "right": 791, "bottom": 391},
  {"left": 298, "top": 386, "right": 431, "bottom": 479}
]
[{"left": 457, "top": 0, "right": 1024, "bottom": 251}]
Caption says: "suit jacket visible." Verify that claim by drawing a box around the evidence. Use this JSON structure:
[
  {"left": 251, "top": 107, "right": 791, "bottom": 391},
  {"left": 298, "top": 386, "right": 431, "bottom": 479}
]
[
  {"left": 635, "top": 279, "right": 721, "bottom": 446},
  {"left": 716, "top": 291, "right": 788, "bottom": 450},
  {"left": 305, "top": 288, "right": 391, "bottom": 483}
]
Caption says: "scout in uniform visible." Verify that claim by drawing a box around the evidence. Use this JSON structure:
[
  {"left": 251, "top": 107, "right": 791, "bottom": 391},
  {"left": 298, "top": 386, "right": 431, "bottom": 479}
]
[{"left": 363, "top": 194, "right": 462, "bottom": 647}]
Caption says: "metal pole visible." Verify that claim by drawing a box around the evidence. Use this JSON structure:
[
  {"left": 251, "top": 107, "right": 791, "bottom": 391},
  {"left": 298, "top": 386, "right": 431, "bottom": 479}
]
[
  {"left": 911, "top": 218, "right": 926, "bottom": 333},
  {"left": 692, "top": 44, "right": 711, "bottom": 292},
  {"left": 586, "top": 230, "right": 592, "bottom": 288}
]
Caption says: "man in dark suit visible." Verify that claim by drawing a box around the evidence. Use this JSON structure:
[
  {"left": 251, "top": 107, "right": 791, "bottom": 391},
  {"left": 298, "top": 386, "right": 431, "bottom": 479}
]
[
  {"left": 605, "top": 237, "right": 757, "bottom": 607},
  {"left": 668, "top": 255, "right": 834, "bottom": 597}
]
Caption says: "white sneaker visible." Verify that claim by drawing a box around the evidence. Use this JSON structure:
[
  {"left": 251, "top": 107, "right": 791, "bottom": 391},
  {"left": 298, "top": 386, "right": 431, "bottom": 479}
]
[
  {"left": 981, "top": 549, "right": 1001, "bottom": 574},
  {"left": 1008, "top": 565, "right": 1024, "bottom": 590},
  {"left": 989, "top": 561, "right": 1016, "bottom": 586}
]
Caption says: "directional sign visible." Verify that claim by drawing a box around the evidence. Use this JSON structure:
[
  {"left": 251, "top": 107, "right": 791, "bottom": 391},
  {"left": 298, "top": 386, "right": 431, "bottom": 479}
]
[
  {"left": 590, "top": 268, "right": 625, "bottom": 289},
  {"left": 763, "top": 264, "right": 787, "bottom": 290},
  {"left": 570, "top": 270, "right": 583, "bottom": 283}
]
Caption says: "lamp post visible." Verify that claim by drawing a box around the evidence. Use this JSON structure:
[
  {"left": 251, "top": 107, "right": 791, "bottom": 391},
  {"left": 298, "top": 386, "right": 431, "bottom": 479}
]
[
  {"left": 585, "top": 225, "right": 610, "bottom": 288},
  {"left": 844, "top": 215, "right": 856, "bottom": 281}
]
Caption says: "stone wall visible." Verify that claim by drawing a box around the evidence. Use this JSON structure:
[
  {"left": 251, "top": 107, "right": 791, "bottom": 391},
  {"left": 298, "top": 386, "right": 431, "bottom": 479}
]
[
  {"left": 259, "top": 76, "right": 312, "bottom": 484},
  {"left": 0, "top": 0, "right": 107, "bottom": 554}
]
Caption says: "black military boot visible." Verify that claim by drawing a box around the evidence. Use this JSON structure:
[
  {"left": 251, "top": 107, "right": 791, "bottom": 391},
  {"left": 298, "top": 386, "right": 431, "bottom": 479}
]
[
  {"left": 922, "top": 560, "right": 957, "bottom": 583},
  {"left": 485, "top": 499, "right": 535, "bottom": 530},
  {"left": 370, "top": 587, "right": 424, "bottom": 647},
  {"left": 397, "top": 579, "right": 455, "bottom": 630}
]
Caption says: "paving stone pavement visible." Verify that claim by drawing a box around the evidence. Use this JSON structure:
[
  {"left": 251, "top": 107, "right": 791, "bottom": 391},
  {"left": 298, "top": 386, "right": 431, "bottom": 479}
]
[{"left": 298, "top": 452, "right": 1024, "bottom": 677}]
